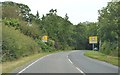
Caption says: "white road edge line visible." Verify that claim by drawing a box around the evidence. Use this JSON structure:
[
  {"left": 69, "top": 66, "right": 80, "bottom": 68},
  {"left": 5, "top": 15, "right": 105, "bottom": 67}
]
[
  {"left": 67, "top": 55, "right": 85, "bottom": 75},
  {"left": 17, "top": 54, "right": 52, "bottom": 74}
]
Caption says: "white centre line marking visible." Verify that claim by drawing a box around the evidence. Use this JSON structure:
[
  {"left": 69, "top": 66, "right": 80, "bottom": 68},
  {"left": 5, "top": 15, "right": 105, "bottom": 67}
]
[
  {"left": 67, "top": 55, "right": 85, "bottom": 75},
  {"left": 68, "top": 59, "right": 73, "bottom": 64},
  {"left": 76, "top": 67, "right": 84, "bottom": 73}
]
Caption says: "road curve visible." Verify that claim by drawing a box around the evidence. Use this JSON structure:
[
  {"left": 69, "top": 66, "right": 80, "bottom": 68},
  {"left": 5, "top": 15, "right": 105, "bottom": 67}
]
[
  {"left": 15, "top": 51, "right": 81, "bottom": 73},
  {"left": 13, "top": 50, "right": 118, "bottom": 74},
  {"left": 68, "top": 50, "right": 118, "bottom": 73}
]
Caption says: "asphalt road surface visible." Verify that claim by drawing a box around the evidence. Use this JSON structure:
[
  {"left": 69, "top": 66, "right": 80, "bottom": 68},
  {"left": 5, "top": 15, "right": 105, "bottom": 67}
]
[{"left": 13, "top": 50, "right": 118, "bottom": 74}]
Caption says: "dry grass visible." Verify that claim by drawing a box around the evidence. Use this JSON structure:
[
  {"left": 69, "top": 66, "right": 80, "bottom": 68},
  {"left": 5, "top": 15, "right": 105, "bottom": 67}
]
[{"left": 1, "top": 52, "right": 50, "bottom": 73}]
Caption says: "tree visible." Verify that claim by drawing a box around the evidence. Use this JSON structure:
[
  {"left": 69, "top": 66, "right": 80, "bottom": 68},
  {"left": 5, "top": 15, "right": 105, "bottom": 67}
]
[
  {"left": 36, "top": 10, "right": 40, "bottom": 19},
  {"left": 40, "top": 10, "right": 73, "bottom": 50},
  {"left": 2, "top": 1, "right": 20, "bottom": 19},
  {"left": 64, "top": 13, "right": 69, "bottom": 20},
  {"left": 98, "top": 2, "right": 120, "bottom": 56},
  {"left": 17, "top": 3, "right": 31, "bottom": 22},
  {"left": 49, "top": 9, "right": 57, "bottom": 15}
]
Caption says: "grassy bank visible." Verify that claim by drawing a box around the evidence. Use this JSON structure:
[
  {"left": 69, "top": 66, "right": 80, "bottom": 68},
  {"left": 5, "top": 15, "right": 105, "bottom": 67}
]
[
  {"left": 1, "top": 50, "right": 63, "bottom": 73},
  {"left": 84, "top": 51, "right": 119, "bottom": 67}
]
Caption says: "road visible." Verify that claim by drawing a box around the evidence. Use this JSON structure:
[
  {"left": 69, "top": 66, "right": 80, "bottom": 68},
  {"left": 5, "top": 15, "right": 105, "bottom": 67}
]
[{"left": 13, "top": 50, "right": 118, "bottom": 74}]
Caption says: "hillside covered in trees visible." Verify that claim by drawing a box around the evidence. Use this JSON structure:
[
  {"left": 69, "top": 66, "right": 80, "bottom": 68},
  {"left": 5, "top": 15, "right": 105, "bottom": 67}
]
[{"left": 1, "top": 1, "right": 119, "bottom": 62}]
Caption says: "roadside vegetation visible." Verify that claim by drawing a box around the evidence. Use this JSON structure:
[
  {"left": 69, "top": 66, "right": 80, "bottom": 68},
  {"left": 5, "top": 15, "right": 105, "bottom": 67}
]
[
  {"left": 84, "top": 2, "right": 119, "bottom": 67},
  {"left": 1, "top": 50, "right": 63, "bottom": 73},
  {"left": 1, "top": 52, "right": 49, "bottom": 73},
  {"left": 84, "top": 51, "right": 119, "bottom": 67},
  {"left": 1, "top": 1, "right": 119, "bottom": 73}
]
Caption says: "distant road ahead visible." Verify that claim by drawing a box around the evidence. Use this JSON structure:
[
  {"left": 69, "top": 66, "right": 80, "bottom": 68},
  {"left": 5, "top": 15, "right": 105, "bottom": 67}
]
[{"left": 14, "top": 50, "right": 118, "bottom": 74}]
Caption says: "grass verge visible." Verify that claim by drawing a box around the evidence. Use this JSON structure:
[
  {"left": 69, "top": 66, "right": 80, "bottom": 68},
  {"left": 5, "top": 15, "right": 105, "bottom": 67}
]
[
  {"left": 84, "top": 51, "right": 120, "bottom": 67},
  {"left": 1, "top": 50, "right": 64, "bottom": 73}
]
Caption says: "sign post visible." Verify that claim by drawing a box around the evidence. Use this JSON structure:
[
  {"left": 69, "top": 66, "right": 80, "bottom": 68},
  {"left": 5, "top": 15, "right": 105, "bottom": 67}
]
[
  {"left": 92, "top": 43, "right": 94, "bottom": 50},
  {"left": 89, "top": 36, "right": 97, "bottom": 50}
]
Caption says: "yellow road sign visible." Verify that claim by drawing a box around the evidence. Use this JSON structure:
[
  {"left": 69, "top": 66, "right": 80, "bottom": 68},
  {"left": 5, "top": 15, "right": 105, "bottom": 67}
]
[
  {"left": 89, "top": 36, "right": 97, "bottom": 44},
  {"left": 42, "top": 35, "right": 48, "bottom": 42}
]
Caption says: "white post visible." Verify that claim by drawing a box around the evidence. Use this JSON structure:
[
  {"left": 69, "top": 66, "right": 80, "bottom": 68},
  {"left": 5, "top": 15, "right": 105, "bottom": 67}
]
[{"left": 99, "top": 40, "right": 101, "bottom": 51}]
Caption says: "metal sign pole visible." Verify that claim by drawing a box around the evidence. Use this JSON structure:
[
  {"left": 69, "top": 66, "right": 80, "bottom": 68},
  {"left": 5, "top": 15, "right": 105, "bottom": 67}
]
[{"left": 93, "top": 44, "right": 94, "bottom": 50}]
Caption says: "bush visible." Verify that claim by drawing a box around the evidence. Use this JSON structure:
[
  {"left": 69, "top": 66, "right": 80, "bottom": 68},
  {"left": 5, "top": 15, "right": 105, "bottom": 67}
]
[
  {"left": 100, "top": 41, "right": 118, "bottom": 56},
  {"left": 3, "top": 18, "right": 20, "bottom": 29},
  {"left": 35, "top": 39, "right": 55, "bottom": 52},
  {"left": 2, "top": 25, "right": 41, "bottom": 62},
  {"left": 19, "top": 21, "right": 42, "bottom": 39},
  {"left": 46, "top": 39, "right": 55, "bottom": 47}
]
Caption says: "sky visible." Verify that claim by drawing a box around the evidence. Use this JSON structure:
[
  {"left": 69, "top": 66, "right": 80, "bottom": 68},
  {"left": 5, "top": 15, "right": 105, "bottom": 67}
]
[{"left": 1, "top": 0, "right": 111, "bottom": 24}]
